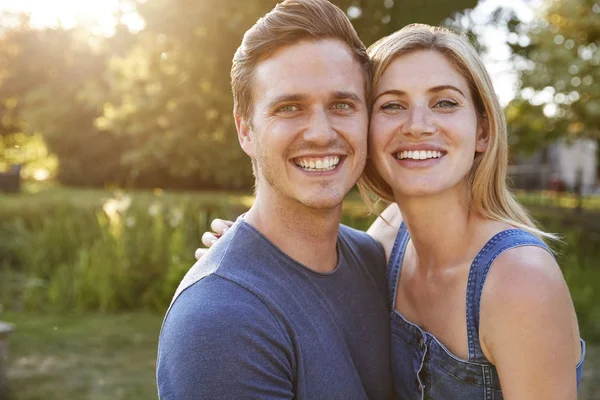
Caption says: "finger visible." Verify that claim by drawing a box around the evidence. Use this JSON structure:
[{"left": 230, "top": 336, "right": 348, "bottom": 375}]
[
  {"left": 195, "top": 248, "right": 208, "bottom": 260},
  {"left": 202, "top": 232, "right": 219, "bottom": 248},
  {"left": 210, "top": 219, "right": 234, "bottom": 235}
]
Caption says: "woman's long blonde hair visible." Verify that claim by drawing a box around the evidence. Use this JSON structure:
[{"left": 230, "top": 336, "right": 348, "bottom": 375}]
[{"left": 358, "top": 24, "right": 555, "bottom": 241}]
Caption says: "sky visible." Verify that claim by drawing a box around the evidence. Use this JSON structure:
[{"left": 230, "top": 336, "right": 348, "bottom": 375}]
[{"left": 0, "top": 0, "right": 544, "bottom": 105}]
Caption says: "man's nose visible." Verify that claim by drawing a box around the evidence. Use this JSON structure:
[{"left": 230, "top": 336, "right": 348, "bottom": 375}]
[{"left": 303, "top": 109, "right": 336, "bottom": 145}]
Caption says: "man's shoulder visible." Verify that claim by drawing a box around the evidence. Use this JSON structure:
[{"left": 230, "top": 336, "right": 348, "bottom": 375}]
[
  {"left": 164, "top": 274, "right": 273, "bottom": 328},
  {"left": 339, "top": 223, "right": 371, "bottom": 242},
  {"left": 171, "top": 221, "right": 264, "bottom": 300},
  {"left": 157, "top": 274, "right": 294, "bottom": 399}
]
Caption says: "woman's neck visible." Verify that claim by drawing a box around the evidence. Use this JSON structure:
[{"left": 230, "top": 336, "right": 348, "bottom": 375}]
[{"left": 395, "top": 187, "right": 486, "bottom": 272}]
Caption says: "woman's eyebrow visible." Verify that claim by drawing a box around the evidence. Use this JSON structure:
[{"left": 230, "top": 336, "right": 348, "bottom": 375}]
[{"left": 374, "top": 85, "right": 466, "bottom": 103}]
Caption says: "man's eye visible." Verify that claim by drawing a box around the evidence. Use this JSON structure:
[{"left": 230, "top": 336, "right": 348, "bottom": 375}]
[
  {"left": 278, "top": 105, "right": 299, "bottom": 113},
  {"left": 434, "top": 99, "right": 458, "bottom": 108},
  {"left": 333, "top": 103, "right": 352, "bottom": 110}
]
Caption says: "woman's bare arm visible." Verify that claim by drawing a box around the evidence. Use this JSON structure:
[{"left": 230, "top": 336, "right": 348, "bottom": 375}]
[
  {"left": 366, "top": 203, "right": 403, "bottom": 262},
  {"left": 480, "top": 246, "right": 582, "bottom": 400},
  {"left": 196, "top": 204, "right": 404, "bottom": 262}
]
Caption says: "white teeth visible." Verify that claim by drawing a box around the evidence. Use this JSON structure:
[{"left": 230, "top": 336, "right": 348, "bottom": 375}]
[
  {"left": 396, "top": 150, "right": 443, "bottom": 160},
  {"left": 295, "top": 156, "right": 341, "bottom": 172}
]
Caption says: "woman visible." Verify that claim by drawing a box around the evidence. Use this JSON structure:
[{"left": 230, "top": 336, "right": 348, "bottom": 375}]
[{"left": 199, "top": 24, "right": 585, "bottom": 399}]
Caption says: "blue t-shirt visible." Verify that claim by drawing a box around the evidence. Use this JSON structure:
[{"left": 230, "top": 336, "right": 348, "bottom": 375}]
[{"left": 157, "top": 219, "right": 393, "bottom": 399}]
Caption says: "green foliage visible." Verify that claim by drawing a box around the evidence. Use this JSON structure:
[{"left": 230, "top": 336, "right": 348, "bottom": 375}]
[
  {"left": 326, "top": 0, "right": 478, "bottom": 46},
  {"left": 0, "top": 188, "right": 250, "bottom": 313},
  {"left": 0, "top": 188, "right": 599, "bottom": 342},
  {"left": 532, "top": 209, "right": 600, "bottom": 342},
  {"left": 506, "top": 0, "right": 600, "bottom": 152},
  {"left": 0, "top": 0, "right": 476, "bottom": 190},
  {"left": 0, "top": 21, "right": 131, "bottom": 186}
]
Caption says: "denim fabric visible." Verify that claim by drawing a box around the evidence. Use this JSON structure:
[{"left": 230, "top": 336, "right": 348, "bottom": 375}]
[
  {"left": 388, "top": 223, "right": 586, "bottom": 399},
  {"left": 157, "top": 219, "right": 393, "bottom": 400}
]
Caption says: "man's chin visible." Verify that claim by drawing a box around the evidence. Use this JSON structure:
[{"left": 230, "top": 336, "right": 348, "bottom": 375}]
[{"left": 295, "top": 190, "right": 347, "bottom": 210}]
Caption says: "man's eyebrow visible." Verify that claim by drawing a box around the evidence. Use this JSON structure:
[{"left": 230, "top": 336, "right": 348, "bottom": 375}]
[
  {"left": 266, "top": 94, "right": 309, "bottom": 110},
  {"left": 373, "top": 85, "right": 466, "bottom": 103},
  {"left": 330, "top": 91, "right": 362, "bottom": 103}
]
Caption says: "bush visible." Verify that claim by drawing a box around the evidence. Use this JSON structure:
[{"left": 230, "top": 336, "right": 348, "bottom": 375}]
[
  {"left": 0, "top": 189, "right": 598, "bottom": 342},
  {"left": 0, "top": 189, "right": 250, "bottom": 313},
  {"left": 533, "top": 208, "right": 600, "bottom": 342}
]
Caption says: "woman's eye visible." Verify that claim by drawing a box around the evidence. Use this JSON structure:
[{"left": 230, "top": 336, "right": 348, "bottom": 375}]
[
  {"left": 434, "top": 99, "right": 458, "bottom": 108},
  {"left": 278, "top": 105, "right": 299, "bottom": 113},
  {"left": 381, "top": 102, "right": 404, "bottom": 111}
]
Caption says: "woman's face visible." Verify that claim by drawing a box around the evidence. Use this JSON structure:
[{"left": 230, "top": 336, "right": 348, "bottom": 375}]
[{"left": 369, "top": 50, "right": 488, "bottom": 199}]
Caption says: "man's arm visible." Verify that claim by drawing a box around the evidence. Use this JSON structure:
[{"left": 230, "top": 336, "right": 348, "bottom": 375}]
[{"left": 157, "top": 275, "right": 294, "bottom": 399}]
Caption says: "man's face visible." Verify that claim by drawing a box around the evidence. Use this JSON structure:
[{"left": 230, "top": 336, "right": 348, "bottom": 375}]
[{"left": 238, "top": 39, "right": 368, "bottom": 210}]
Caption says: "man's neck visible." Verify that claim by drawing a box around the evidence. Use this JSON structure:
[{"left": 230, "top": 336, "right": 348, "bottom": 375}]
[{"left": 244, "top": 190, "right": 342, "bottom": 273}]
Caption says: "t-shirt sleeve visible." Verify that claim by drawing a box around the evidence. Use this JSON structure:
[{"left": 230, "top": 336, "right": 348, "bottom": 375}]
[{"left": 157, "top": 275, "right": 294, "bottom": 400}]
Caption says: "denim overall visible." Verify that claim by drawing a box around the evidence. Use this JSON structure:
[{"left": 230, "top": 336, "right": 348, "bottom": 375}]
[{"left": 388, "top": 223, "right": 586, "bottom": 399}]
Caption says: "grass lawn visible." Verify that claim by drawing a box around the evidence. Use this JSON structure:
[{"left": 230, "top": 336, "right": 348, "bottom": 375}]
[
  {"left": 0, "top": 312, "right": 599, "bottom": 399},
  {"left": 0, "top": 182, "right": 256, "bottom": 213},
  {"left": 2, "top": 312, "right": 162, "bottom": 400}
]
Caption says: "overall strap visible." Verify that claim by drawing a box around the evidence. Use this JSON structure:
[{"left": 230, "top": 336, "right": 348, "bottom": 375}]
[
  {"left": 387, "top": 222, "right": 410, "bottom": 309},
  {"left": 465, "top": 229, "right": 551, "bottom": 363}
]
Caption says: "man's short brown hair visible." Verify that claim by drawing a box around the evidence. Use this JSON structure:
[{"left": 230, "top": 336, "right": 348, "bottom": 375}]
[{"left": 231, "top": 0, "right": 371, "bottom": 123}]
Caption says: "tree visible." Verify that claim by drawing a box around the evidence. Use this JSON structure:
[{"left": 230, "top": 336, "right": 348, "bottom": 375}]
[
  {"left": 1, "top": 0, "right": 478, "bottom": 189},
  {"left": 98, "top": 0, "right": 478, "bottom": 190},
  {"left": 331, "top": 0, "right": 478, "bottom": 46},
  {"left": 505, "top": 0, "right": 599, "bottom": 153},
  {"left": 0, "top": 14, "right": 139, "bottom": 186}
]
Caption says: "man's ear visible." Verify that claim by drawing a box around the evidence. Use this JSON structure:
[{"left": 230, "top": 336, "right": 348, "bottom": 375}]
[
  {"left": 475, "top": 118, "right": 489, "bottom": 153},
  {"left": 235, "top": 114, "right": 255, "bottom": 157}
]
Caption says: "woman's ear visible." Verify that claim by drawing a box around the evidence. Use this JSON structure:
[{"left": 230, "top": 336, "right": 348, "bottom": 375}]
[{"left": 476, "top": 118, "right": 489, "bottom": 153}]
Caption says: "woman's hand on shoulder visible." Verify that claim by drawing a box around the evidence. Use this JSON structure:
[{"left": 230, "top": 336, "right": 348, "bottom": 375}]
[
  {"left": 480, "top": 245, "right": 581, "bottom": 400},
  {"left": 195, "top": 218, "right": 234, "bottom": 260}
]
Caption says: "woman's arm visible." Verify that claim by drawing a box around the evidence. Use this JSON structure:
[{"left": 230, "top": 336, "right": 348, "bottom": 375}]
[
  {"left": 195, "top": 204, "right": 404, "bottom": 262},
  {"left": 195, "top": 218, "right": 234, "bottom": 259},
  {"left": 366, "top": 203, "right": 403, "bottom": 262},
  {"left": 480, "top": 245, "right": 582, "bottom": 400}
]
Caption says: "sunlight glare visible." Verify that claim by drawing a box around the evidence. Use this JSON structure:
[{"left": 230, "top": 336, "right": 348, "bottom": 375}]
[{"left": 0, "top": 0, "right": 145, "bottom": 35}]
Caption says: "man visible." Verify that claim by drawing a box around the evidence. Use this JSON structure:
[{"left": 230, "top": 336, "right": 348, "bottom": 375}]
[{"left": 156, "top": 1, "right": 392, "bottom": 398}]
